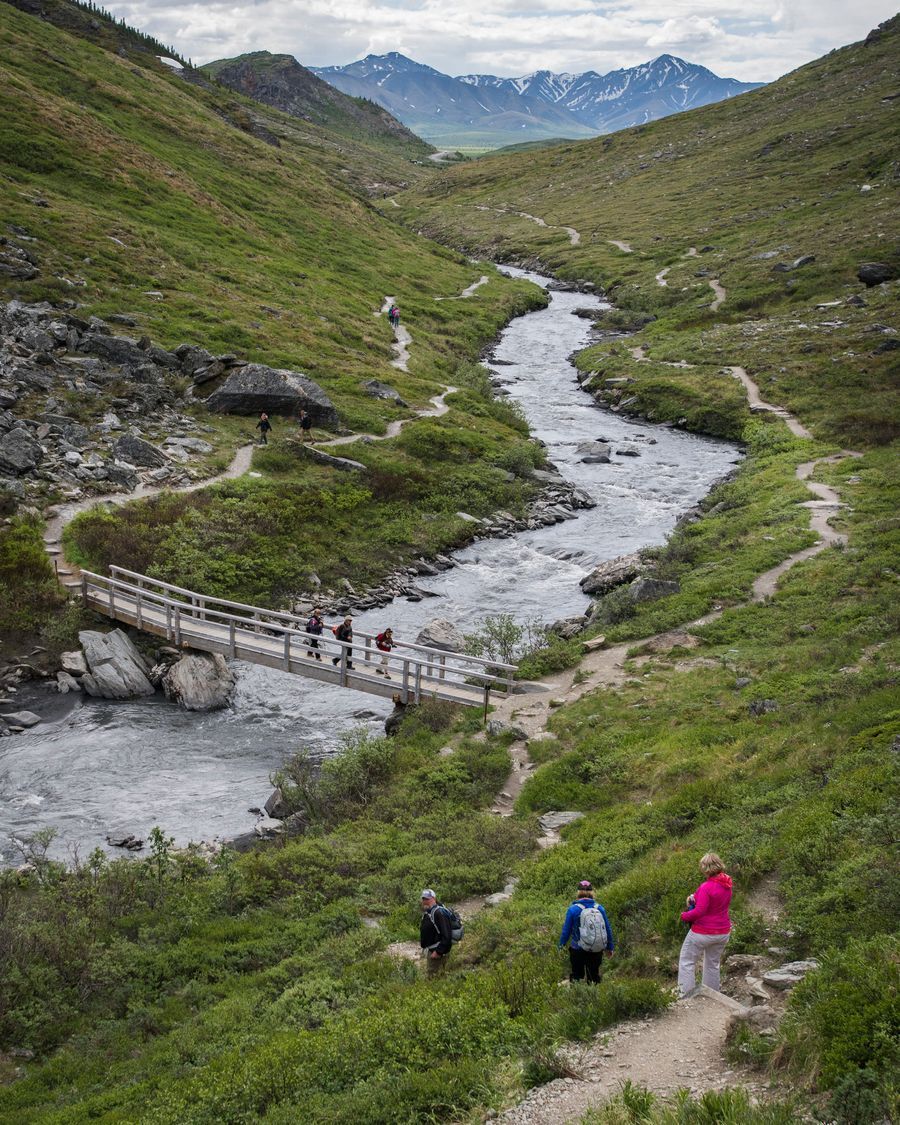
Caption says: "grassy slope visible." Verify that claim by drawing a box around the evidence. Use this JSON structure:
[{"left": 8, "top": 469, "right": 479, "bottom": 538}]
[
  {"left": 0, "top": 0, "right": 546, "bottom": 629},
  {"left": 400, "top": 18, "right": 900, "bottom": 449}
]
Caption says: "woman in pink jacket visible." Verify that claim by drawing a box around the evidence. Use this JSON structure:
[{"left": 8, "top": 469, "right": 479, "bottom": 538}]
[{"left": 677, "top": 852, "right": 733, "bottom": 997}]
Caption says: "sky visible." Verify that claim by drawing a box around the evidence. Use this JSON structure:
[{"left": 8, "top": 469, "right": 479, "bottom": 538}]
[{"left": 106, "top": 0, "right": 898, "bottom": 81}]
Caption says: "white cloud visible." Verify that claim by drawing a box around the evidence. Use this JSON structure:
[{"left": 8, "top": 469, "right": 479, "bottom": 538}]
[{"left": 107, "top": 0, "right": 899, "bottom": 82}]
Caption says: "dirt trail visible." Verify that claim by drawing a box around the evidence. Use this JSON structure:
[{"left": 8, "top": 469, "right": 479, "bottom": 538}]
[
  {"left": 655, "top": 267, "right": 670, "bottom": 287},
  {"left": 44, "top": 443, "right": 254, "bottom": 588},
  {"left": 474, "top": 205, "right": 580, "bottom": 247},
  {"left": 608, "top": 240, "right": 632, "bottom": 253},
  {"left": 709, "top": 279, "right": 726, "bottom": 311},
  {"left": 315, "top": 384, "right": 456, "bottom": 449},
  {"left": 378, "top": 295, "right": 411, "bottom": 370},
  {"left": 435, "top": 275, "right": 490, "bottom": 301}
]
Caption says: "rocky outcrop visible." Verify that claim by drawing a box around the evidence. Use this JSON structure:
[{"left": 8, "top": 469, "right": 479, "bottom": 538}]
[
  {"left": 78, "top": 628, "right": 156, "bottom": 699},
  {"left": 628, "top": 577, "right": 680, "bottom": 602},
  {"left": 416, "top": 618, "right": 466, "bottom": 653},
  {"left": 0, "top": 428, "right": 43, "bottom": 474},
  {"left": 857, "top": 262, "right": 895, "bottom": 287},
  {"left": 113, "top": 434, "right": 169, "bottom": 468},
  {"left": 160, "top": 652, "right": 235, "bottom": 711},
  {"left": 580, "top": 552, "right": 644, "bottom": 595},
  {"left": 363, "top": 379, "right": 407, "bottom": 407},
  {"left": 206, "top": 364, "right": 338, "bottom": 427}
]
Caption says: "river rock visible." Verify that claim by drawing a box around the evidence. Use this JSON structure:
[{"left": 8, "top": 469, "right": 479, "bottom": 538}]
[
  {"left": 857, "top": 262, "right": 894, "bottom": 287},
  {"left": 580, "top": 552, "right": 644, "bottom": 595},
  {"left": 161, "top": 652, "right": 235, "bottom": 711},
  {"left": 762, "top": 960, "right": 820, "bottom": 989},
  {"left": 79, "top": 628, "right": 155, "bottom": 699},
  {"left": 0, "top": 710, "right": 41, "bottom": 728},
  {"left": 416, "top": 618, "right": 466, "bottom": 653},
  {"left": 56, "top": 670, "right": 81, "bottom": 693},
  {"left": 363, "top": 379, "right": 407, "bottom": 406},
  {"left": 254, "top": 816, "right": 284, "bottom": 838},
  {"left": 577, "top": 440, "right": 611, "bottom": 464},
  {"left": 206, "top": 363, "right": 338, "bottom": 426},
  {"left": 60, "top": 649, "right": 88, "bottom": 676},
  {"left": 113, "top": 434, "right": 168, "bottom": 468},
  {"left": 0, "top": 428, "right": 43, "bottom": 474},
  {"left": 628, "top": 577, "right": 680, "bottom": 603},
  {"left": 264, "top": 787, "right": 290, "bottom": 819}
]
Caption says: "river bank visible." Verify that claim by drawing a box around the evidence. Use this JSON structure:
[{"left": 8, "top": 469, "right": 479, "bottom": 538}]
[{"left": 0, "top": 269, "right": 738, "bottom": 864}]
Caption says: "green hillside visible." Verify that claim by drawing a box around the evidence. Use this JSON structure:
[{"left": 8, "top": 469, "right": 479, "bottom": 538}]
[{"left": 0, "top": 6, "right": 898, "bottom": 1124}]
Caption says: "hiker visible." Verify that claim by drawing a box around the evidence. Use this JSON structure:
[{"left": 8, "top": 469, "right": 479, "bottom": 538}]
[
  {"left": 389, "top": 303, "right": 399, "bottom": 329},
  {"left": 558, "top": 879, "right": 615, "bottom": 984},
  {"left": 677, "top": 852, "right": 733, "bottom": 997},
  {"left": 419, "top": 888, "right": 453, "bottom": 970},
  {"left": 298, "top": 409, "right": 313, "bottom": 442},
  {"left": 256, "top": 412, "right": 272, "bottom": 445},
  {"left": 374, "top": 627, "right": 394, "bottom": 678},
  {"left": 331, "top": 615, "right": 353, "bottom": 669},
  {"left": 305, "top": 607, "right": 324, "bottom": 660}
]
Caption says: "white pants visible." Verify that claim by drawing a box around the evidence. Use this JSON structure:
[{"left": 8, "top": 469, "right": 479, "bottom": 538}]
[{"left": 677, "top": 930, "right": 729, "bottom": 996}]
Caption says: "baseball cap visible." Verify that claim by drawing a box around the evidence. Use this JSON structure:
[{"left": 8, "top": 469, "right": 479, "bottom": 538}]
[
  {"left": 578, "top": 879, "right": 593, "bottom": 890},
  {"left": 420, "top": 888, "right": 436, "bottom": 899}
]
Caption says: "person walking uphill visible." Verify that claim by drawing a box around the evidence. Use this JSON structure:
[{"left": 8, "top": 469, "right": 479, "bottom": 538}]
[
  {"left": 677, "top": 852, "right": 733, "bottom": 997},
  {"left": 256, "top": 412, "right": 272, "bottom": 445},
  {"left": 559, "top": 880, "right": 615, "bottom": 984}
]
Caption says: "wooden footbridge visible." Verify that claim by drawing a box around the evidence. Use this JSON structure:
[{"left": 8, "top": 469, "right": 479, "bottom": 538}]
[{"left": 79, "top": 567, "right": 517, "bottom": 708}]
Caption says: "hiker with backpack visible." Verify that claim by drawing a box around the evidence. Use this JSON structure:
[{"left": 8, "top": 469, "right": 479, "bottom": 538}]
[
  {"left": 298, "top": 409, "right": 313, "bottom": 442},
  {"left": 305, "top": 608, "right": 324, "bottom": 661},
  {"left": 374, "top": 627, "right": 394, "bottom": 678},
  {"left": 389, "top": 304, "right": 400, "bottom": 329},
  {"left": 677, "top": 852, "right": 732, "bottom": 997},
  {"left": 331, "top": 616, "right": 353, "bottom": 669},
  {"left": 256, "top": 412, "right": 272, "bottom": 445},
  {"left": 558, "top": 879, "right": 615, "bottom": 984},
  {"left": 419, "top": 888, "right": 463, "bottom": 971}
]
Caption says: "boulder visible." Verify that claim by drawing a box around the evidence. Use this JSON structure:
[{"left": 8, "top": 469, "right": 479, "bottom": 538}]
[
  {"left": 254, "top": 816, "right": 284, "bottom": 838},
  {"left": 0, "top": 428, "right": 43, "bottom": 474},
  {"left": 79, "top": 629, "right": 156, "bottom": 699},
  {"left": 762, "top": 960, "right": 820, "bottom": 990},
  {"left": 0, "top": 710, "right": 41, "bottom": 728},
  {"left": 264, "top": 787, "right": 290, "bottom": 819},
  {"left": 113, "top": 434, "right": 169, "bottom": 468},
  {"left": 580, "top": 552, "right": 644, "bottom": 595},
  {"left": 206, "top": 363, "right": 338, "bottom": 426},
  {"left": 416, "top": 618, "right": 466, "bottom": 653},
  {"left": 749, "top": 698, "right": 779, "bottom": 717},
  {"left": 161, "top": 652, "right": 235, "bottom": 711},
  {"left": 56, "top": 671, "right": 81, "bottom": 693},
  {"left": 627, "top": 577, "right": 680, "bottom": 603},
  {"left": 60, "top": 649, "right": 88, "bottom": 676},
  {"left": 577, "top": 440, "right": 611, "bottom": 464},
  {"left": 363, "top": 379, "right": 407, "bottom": 407},
  {"left": 857, "top": 262, "right": 895, "bottom": 287},
  {"left": 538, "top": 810, "right": 584, "bottom": 832},
  {"left": 78, "top": 331, "right": 148, "bottom": 366},
  {"left": 487, "top": 719, "right": 528, "bottom": 740}
]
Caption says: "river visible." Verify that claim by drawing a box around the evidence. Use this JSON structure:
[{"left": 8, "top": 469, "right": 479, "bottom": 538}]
[{"left": 0, "top": 268, "right": 739, "bottom": 864}]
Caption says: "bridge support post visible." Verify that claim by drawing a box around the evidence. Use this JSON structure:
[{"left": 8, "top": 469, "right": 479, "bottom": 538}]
[
  {"left": 107, "top": 585, "right": 115, "bottom": 618},
  {"left": 229, "top": 620, "right": 236, "bottom": 659},
  {"left": 340, "top": 646, "right": 348, "bottom": 687},
  {"left": 401, "top": 659, "right": 410, "bottom": 704},
  {"left": 414, "top": 662, "right": 422, "bottom": 704},
  {"left": 136, "top": 592, "right": 142, "bottom": 629},
  {"left": 283, "top": 631, "right": 290, "bottom": 671},
  {"left": 174, "top": 606, "right": 181, "bottom": 647},
  {"left": 165, "top": 603, "right": 172, "bottom": 641}
]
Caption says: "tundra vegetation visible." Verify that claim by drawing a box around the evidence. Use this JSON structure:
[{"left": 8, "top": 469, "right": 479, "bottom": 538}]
[{"left": 0, "top": 2, "right": 897, "bottom": 1122}]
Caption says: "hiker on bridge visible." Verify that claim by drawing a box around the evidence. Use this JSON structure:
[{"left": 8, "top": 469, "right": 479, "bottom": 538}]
[
  {"left": 558, "top": 879, "right": 615, "bottom": 984},
  {"left": 677, "top": 852, "right": 732, "bottom": 998},
  {"left": 305, "top": 608, "right": 324, "bottom": 661},
  {"left": 375, "top": 627, "right": 394, "bottom": 678},
  {"left": 331, "top": 616, "right": 354, "bottom": 669},
  {"left": 256, "top": 412, "right": 272, "bottom": 445}
]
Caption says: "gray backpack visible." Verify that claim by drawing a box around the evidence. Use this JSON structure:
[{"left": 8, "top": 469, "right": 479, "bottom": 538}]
[{"left": 578, "top": 904, "right": 609, "bottom": 952}]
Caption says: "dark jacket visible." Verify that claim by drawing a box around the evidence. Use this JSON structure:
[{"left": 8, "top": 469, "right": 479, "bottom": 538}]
[
  {"left": 420, "top": 903, "right": 453, "bottom": 955},
  {"left": 306, "top": 615, "right": 324, "bottom": 636},
  {"left": 256, "top": 418, "right": 272, "bottom": 432},
  {"left": 334, "top": 622, "right": 352, "bottom": 643}
]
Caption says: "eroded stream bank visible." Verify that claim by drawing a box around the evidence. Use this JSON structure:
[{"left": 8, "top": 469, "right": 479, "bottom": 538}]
[{"left": 0, "top": 269, "right": 739, "bottom": 863}]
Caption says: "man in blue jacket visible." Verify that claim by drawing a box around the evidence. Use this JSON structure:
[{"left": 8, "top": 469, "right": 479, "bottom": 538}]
[{"left": 558, "top": 879, "right": 615, "bottom": 984}]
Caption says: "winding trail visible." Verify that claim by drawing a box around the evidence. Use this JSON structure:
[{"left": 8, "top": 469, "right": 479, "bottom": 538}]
[
  {"left": 315, "top": 384, "right": 456, "bottom": 449},
  {"left": 378, "top": 295, "right": 411, "bottom": 370},
  {"left": 655, "top": 267, "right": 670, "bottom": 287},
  {"left": 709, "top": 278, "right": 727, "bottom": 312},
  {"left": 474, "top": 204, "right": 581, "bottom": 247},
  {"left": 435, "top": 275, "right": 490, "bottom": 301},
  {"left": 608, "top": 239, "right": 633, "bottom": 253},
  {"left": 439, "top": 364, "right": 858, "bottom": 1122}
]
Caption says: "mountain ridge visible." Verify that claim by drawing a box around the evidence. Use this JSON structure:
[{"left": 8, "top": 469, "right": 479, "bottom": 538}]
[{"left": 312, "top": 51, "right": 762, "bottom": 146}]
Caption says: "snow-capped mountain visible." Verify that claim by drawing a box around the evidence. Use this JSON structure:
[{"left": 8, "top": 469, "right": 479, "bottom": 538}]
[{"left": 313, "top": 52, "right": 762, "bottom": 146}]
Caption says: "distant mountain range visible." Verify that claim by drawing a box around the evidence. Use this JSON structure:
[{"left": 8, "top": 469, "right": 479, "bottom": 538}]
[{"left": 312, "top": 52, "right": 763, "bottom": 147}]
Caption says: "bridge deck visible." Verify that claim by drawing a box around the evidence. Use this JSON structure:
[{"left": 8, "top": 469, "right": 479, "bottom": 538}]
[{"left": 79, "top": 568, "right": 517, "bottom": 708}]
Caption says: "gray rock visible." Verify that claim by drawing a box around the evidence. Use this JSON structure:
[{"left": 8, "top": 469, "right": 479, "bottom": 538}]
[
  {"left": 56, "top": 671, "right": 81, "bottom": 693},
  {"left": 363, "top": 379, "right": 407, "bottom": 407},
  {"left": 734, "top": 677, "right": 752, "bottom": 689},
  {"left": 113, "top": 434, "right": 169, "bottom": 468},
  {"left": 762, "top": 960, "right": 820, "bottom": 989},
  {"left": 206, "top": 363, "right": 338, "bottom": 427},
  {"left": 628, "top": 577, "right": 680, "bottom": 603},
  {"left": 0, "top": 428, "right": 43, "bottom": 474},
  {"left": 161, "top": 652, "right": 234, "bottom": 711},
  {"left": 254, "top": 816, "right": 284, "bottom": 838},
  {"left": 486, "top": 719, "right": 528, "bottom": 740},
  {"left": 79, "top": 628, "right": 156, "bottom": 699},
  {"left": 580, "top": 552, "right": 644, "bottom": 595},
  {"left": 264, "top": 787, "right": 290, "bottom": 819},
  {"left": 78, "top": 331, "right": 148, "bottom": 366},
  {"left": 538, "top": 811, "right": 585, "bottom": 832},
  {"left": 791, "top": 255, "right": 815, "bottom": 269},
  {"left": 857, "top": 262, "right": 894, "bottom": 287},
  {"left": 577, "top": 440, "right": 611, "bottom": 464},
  {"left": 749, "top": 698, "right": 779, "bottom": 717},
  {"left": 415, "top": 618, "right": 466, "bottom": 653},
  {"left": 60, "top": 649, "right": 88, "bottom": 676},
  {"left": 0, "top": 710, "right": 41, "bottom": 728},
  {"left": 296, "top": 445, "right": 365, "bottom": 472}
]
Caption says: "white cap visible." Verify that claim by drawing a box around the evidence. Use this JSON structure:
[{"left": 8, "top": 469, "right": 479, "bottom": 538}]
[{"left": 420, "top": 888, "right": 436, "bottom": 899}]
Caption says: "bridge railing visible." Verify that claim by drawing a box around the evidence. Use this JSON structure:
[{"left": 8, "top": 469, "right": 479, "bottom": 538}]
[{"left": 80, "top": 568, "right": 517, "bottom": 705}]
